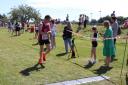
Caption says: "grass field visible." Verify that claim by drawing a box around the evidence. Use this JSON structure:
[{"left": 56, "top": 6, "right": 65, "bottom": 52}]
[{"left": 0, "top": 24, "right": 128, "bottom": 85}]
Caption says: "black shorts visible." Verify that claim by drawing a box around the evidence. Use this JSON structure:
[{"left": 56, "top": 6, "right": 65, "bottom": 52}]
[
  {"left": 39, "top": 39, "right": 50, "bottom": 45},
  {"left": 92, "top": 41, "right": 98, "bottom": 47},
  {"left": 15, "top": 27, "right": 20, "bottom": 31},
  {"left": 35, "top": 30, "right": 38, "bottom": 33}
]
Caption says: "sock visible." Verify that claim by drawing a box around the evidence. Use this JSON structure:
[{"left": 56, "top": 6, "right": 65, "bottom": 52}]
[
  {"left": 42, "top": 52, "right": 46, "bottom": 61},
  {"left": 38, "top": 56, "right": 43, "bottom": 64}
]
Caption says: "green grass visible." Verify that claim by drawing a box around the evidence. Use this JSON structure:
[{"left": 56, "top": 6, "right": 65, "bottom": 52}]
[{"left": 0, "top": 25, "right": 128, "bottom": 85}]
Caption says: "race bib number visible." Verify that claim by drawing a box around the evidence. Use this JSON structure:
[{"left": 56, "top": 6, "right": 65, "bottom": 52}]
[{"left": 42, "top": 33, "right": 48, "bottom": 40}]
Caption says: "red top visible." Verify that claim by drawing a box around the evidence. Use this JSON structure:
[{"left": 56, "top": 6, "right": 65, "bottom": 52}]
[
  {"left": 38, "top": 22, "right": 51, "bottom": 40},
  {"left": 42, "top": 22, "right": 50, "bottom": 32}
]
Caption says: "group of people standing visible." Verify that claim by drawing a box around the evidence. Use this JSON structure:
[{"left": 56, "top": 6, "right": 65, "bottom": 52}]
[
  {"left": 6, "top": 13, "right": 120, "bottom": 69},
  {"left": 76, "top": 14, "right": 88, "bottom": 33},
  {"left": 62, "top": 12, "right": 119, "bottom": 69},
  {"left": 8, "top": 21, "right": 25, "bottom": 36},
  {"left": 88, "top": 12, "right": 119, "bottom": 68}
]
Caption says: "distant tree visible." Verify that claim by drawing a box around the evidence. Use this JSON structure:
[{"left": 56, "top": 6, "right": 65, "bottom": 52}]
[
  {"left": 97, "top": 15, "right": 111, "bottom": 24},
  {"left": 0, "top": 14, "right": 8, "bottom": 26},
  {"left": 9, "top": 5, "right": 41, "bottom": 24},
  {"left": 117, "top": 16, "right": 126, "bottom": 25},
  {"left": 97, "top": 18, "right": 104, "bottom": 23},
  {"left": 98, "top": 15, "right": 127, "bottom": 25},
  {"left": 90, "top": 19, "right": 97, "bottom": 25}
]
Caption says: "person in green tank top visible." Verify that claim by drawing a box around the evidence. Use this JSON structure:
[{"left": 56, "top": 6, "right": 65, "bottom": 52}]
[{"left": 103, "top": 20, "right": 115, "bottom": 67}]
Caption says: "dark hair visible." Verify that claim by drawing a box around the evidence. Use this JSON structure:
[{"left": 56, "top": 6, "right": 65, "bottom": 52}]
[
  {"left": 44, "top": 15, "right": 51, "bottom": 20},
  {"left": 111, "top": 16, "right": 117, "bottom": 21},
  {"left": 51, "top": 20, "right": 55, "bottom": 24},
  {"left": 92, "top": 27, "right": 97, "bottom": 30}
]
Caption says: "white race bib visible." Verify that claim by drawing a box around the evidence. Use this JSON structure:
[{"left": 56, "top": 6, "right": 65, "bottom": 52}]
[{"left": 42, "top": 33, "right": 48, "bottom": 40}]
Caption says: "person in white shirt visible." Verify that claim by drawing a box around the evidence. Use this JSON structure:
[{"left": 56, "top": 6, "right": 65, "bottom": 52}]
[
  {"left": 76, "top": 14, "right": 83, "bottom": 33},
  {"left": 35, "top": 24, "right": 39, "bottom": 39},
  {"left": 50, "top": 20, "right": 57, "bottom": 49}
]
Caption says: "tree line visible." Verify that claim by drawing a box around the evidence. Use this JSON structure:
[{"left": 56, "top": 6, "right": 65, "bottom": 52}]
[
  {"left": 91, "top": 16, "right": 128, "bottom": 25},
  {"left": 0, "top": 4, "right": 128, "bottom": 26}
]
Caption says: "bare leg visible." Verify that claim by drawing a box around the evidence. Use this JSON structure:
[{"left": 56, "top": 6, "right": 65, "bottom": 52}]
[
  {"left": 38, "top": 45, "right": 44, "bottom": 64},
  {"left": 90, "top": 48, "right": 94, "bottom": 59},
  {"left": 16, "top": 31, "right": 17, "bottom": 36},
  {"left": 53, "top": 37, "right": 56, "bottom": 48},
  {"left": 50, "top": 36, "right": 53, "bottom": 49},
  {"left": 106, "top": 56, "right": 111, "bottom": 66},
  {"left": 40, "top": 45, "right": 44, "bottom": 57},
  {"left": 93, "top": 48, "right": 96, "bottom": 60},
  {"left": 45, "top": 44, "right": 51, "bottom": 55}
]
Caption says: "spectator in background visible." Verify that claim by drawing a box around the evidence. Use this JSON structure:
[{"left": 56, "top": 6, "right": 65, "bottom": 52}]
[
  {"left": 63, "top": 22, "right": 73, "bottom": 54},
  {"left": 35, "top": 24, "right": 39, "bottom": 39},
  {"left": 21, "top": 22, "right": 25, "bottom": 33},
  {"left": 15, "top": 22, "right": 20, "bottom": 36},
  {"left": 8, "top": 21, "right": 13, "bottom": 32},
  {"left": 50, "top": 20, "right": 57, "bottom": 49},
  {"left": 111, "top": 11, "right": 115, "bottom": 17},
  {"left": 84, "top": 15, "right": 87, "bottom": 28},
  {"left": 76, "top": 14, "right": 83, "bottom": 33},
  {"left": 11, "top": 22, "right": 15, "bottom": 36},
  {"left": 66, "top": 14, "right": 69, "bottom": 22},
  {"left": 111, "top": 16, "right": 118, "bottom": 61}
]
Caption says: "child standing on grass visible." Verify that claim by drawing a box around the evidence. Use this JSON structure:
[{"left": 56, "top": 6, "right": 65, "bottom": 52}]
[
  {"left": 103, "top": 20, "right": 115, "bottom": 68},
  {"left": 88, "top": 26, "right": 98, "bottom": 64}
]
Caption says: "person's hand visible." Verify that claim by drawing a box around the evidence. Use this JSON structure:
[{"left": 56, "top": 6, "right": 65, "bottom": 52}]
[
  {"left": 47, "top": 31, "right": 51, "bottom": 34},
  {"left": 99, "top": 32, "right": 103, "bottom": 36}
]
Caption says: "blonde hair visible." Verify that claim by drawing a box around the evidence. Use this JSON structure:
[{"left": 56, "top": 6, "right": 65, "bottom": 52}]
[
  {"left": 67, "top": 22, "right": 72, "bottom": 29},
  {"left": 103, "top": 20, "right": 110, "bottom": 28}
]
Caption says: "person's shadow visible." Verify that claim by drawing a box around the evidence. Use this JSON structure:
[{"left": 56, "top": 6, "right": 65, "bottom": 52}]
[
  {"left": 56, "top": 52, "right": 67, "bottom": 57},
  {"left": 20, "top": 64, "right": 45, "bottom": 76},
  {"left": 126, "top": 73, "right": 128, "bottom": 85},
  {"left": 84, "top": 61, "right": 94, "bottom": 69},
  {"left": 32, "top": 42, "right": 39, "bottom": 46},
  {"left": 93, "top": 66, "right": 113, "bottom": 75}
]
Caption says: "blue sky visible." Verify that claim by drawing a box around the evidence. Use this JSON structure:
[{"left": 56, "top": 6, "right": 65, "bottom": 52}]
[{"left": 0, "top": 0, "right": 128, "bottom": 21}]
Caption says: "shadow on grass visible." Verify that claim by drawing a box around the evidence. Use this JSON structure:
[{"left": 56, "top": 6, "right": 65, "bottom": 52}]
[
  {"left": 10, "top": 35, "right": 18, "bottom": 37},
  {"left": 111, "top": 59, "right": 118, "bottom": 62},
  {"left": 84, "top": 62, "right": 94, "bottom": 69},
  {"left": 32, "top": 42, "right": 39, "bottom": 46},
  {"left": 20, "top": 64, "right": 45, "bottom": 76},
  {"left": 93, "top": 66, "right": 113, "bottom": 75},
  {"left": 72, "top": 62, "right": 113, "bottom": 75},
  {"left": 69, "top": 62, "right": 116, "bottom": 85},
  {"left": 68, "top": 61, "right": 94, "bottom": 69},
  {"left": 126, "top": 73, "right": 128, "bottom": 85},
  {"left": 56, "top": 52, "right": 67, "bottom": 57}
]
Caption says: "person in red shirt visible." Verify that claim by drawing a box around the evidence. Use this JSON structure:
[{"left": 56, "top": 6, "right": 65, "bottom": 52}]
[{"left": 36, "top": 15, "right": 51, "bottom": 68}]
